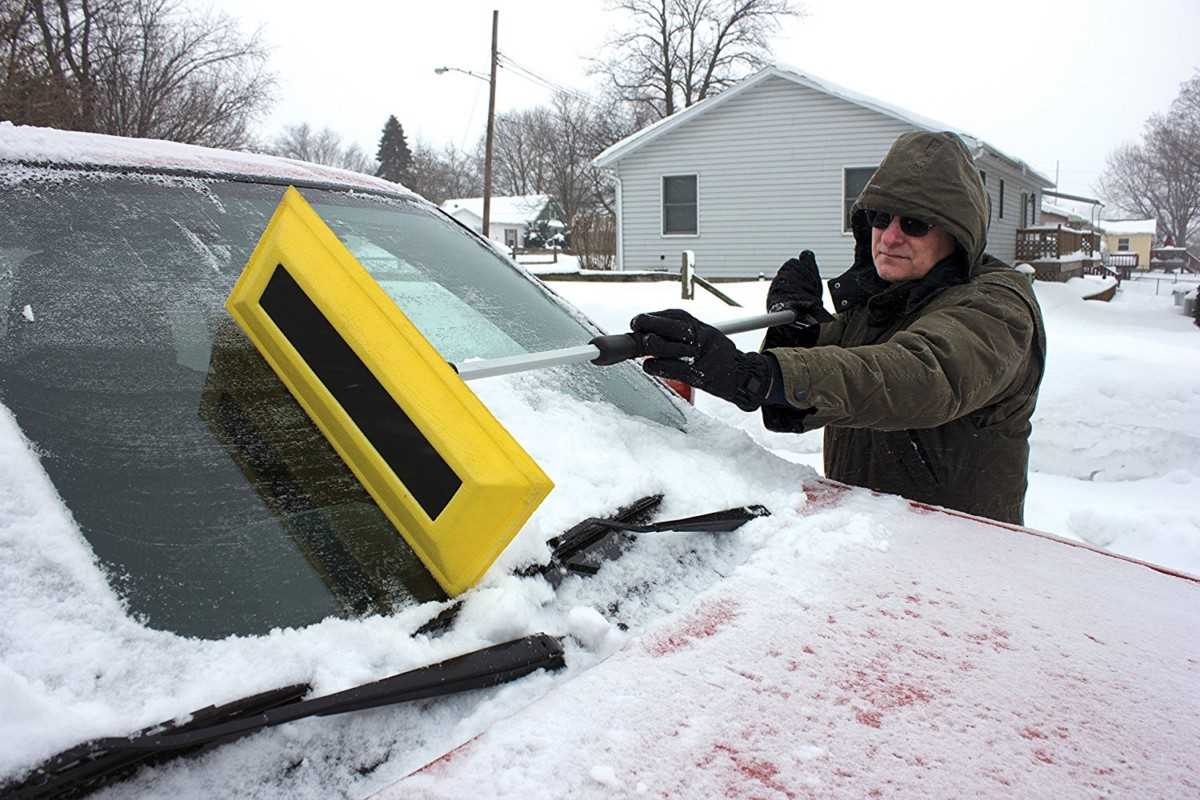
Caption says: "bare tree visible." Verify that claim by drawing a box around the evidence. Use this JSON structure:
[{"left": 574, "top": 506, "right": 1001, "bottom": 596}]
[
  {"left": 269, "top": 122, "right": 375, "bottom": 173},
  {"left": 1097, "top": 72, "right": 1200, "bottom": 248},
  {"left": 407, "top": 139, "right": 483, "bottom": 206},
  {"left": 579, "top": 87, "right": 655, "bottom": 217},
  {"left": 0, "top": 0, "right": 274, "bottom": 148},
  {"left": 491, "top": 106, "right": 554, "bottom": 196},
  {"left": 593, "top": 0, "right": 801, "bottom": 119}
]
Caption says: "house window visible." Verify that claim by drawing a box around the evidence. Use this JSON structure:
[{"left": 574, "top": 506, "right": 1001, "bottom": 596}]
[
  {"left": 662, "top": 175, "right": 698, "bottom": 235},
  {"left": 1118, "top": 237, "right": 1130, "bottom": 251},
  {"left": 980, "top": 170, "right": 987, "bottom": 185},
  {"left": 504, "top": 228, "right": 518, "bottom": 248},
  {"left": 998, "top": 179, "right": 1005, "bottom": 219},
  {"left": 1021, "top": 192, "right": 1028, "bottom": 227},
  {"left": 843, "top": 167, "right": 876, "bottom": 232}
]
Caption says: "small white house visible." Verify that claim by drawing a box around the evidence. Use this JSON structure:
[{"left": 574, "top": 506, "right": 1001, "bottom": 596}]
[
  {"left": 593, "top": 64, "right": 1054, "bottom": 278},
  {"left": 440, "top": 194, "right": 561, "bottom": 249}
]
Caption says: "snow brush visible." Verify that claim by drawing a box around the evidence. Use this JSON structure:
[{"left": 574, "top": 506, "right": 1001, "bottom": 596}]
[
  {"left": 452, "top": 309, "right": 798, "bottom": 381},
  {"left": 224, "top": 188, "right": 796, "bottom": 599}
]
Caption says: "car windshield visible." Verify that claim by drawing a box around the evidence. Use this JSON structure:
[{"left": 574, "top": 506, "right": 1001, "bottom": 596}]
[{"left": 0, "top": 167, "right": 683, "bottom": 638}]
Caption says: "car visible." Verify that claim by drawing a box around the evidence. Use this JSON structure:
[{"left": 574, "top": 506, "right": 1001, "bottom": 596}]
[{"left": 1, "top": 123, "right": 1197, "bottom": 799}]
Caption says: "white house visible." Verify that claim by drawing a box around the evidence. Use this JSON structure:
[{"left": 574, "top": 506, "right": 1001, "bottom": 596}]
[
  {"left": 440, "top": 194, "right": 562, "bottom": 249},
  {"left": 593, "top": 64, "right": 1054, "bottom": 278}
]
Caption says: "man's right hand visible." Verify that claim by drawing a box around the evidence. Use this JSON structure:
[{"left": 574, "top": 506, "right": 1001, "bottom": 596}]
[{"left": 766, "top": 250, "right": 834, "bottom": 326}]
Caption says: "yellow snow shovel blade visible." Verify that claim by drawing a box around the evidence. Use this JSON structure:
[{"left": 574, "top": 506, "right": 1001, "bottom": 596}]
[{"left": 225, "top": 187, "right": 552, "bottom": 596}]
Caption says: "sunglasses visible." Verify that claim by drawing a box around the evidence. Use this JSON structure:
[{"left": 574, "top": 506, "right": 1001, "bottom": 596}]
[{"left": 864, "top": 209, "right": 935, "bottom": 238}]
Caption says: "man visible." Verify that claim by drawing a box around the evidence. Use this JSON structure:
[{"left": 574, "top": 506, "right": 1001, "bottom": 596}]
[{"left": 631, "top": 131, "right": 1046, "bottom": 524}]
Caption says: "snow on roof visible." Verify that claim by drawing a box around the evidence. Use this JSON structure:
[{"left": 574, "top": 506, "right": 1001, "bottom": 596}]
[
  {"left": 0, "top": 121, "right": 414, "bottom": 196},
  {"left": 441, "top": 194, "right": 550, "bottom": 225},
  {"left": 593, "top": 64, "right": 1054, "bottom": 187},
  {"left": 1101, "top": 218, "right": 1157, "bottom": 235},
  {"left": 1040, "top": 201, "right": 1090, "bottom": 224}
]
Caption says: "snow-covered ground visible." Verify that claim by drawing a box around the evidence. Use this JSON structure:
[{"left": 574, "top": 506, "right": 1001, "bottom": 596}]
[{"left": 543, "top": 270, "right": 1200, "bottom": 577}]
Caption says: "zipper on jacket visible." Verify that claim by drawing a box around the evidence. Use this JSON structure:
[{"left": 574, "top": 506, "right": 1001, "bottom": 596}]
[{"left": 906, "top": 430, "right": 940, "bottom": 485}]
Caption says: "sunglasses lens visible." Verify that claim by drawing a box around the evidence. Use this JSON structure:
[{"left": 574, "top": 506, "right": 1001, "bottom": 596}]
[{"left": 865, "top": 209, "right": 931, "bottom": 237}]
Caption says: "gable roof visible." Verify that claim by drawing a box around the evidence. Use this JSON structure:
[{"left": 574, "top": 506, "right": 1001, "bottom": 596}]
[
  {"left": 593, "top": 64, "right": 1053, "bottom": 187},
  {"left": 441, "top": 194, "right": 550, "bottom": 225}
]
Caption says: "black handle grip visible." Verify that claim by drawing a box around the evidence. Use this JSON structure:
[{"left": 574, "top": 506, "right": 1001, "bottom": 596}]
[{"left": 589, "top": 333, "right": 642, "bottom": 366}]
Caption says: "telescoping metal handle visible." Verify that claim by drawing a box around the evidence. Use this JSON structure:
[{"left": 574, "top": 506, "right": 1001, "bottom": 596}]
[{"left": 454, "top": 309, "right": 798, "bottom": 382}]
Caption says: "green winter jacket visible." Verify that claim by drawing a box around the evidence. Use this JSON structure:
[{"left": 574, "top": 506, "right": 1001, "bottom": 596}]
[{"left": 763, "top": 131, "right": 1046, "bottom": 524}]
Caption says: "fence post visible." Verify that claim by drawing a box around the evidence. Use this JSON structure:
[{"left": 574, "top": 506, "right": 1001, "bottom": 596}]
[{"left": 681, "top": 250, "right": 695, "bottom": 300}]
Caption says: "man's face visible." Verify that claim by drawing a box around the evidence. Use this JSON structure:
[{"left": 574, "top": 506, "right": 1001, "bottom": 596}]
[{"left": 871, "top": 215, "right": 958, "bottom": 282}]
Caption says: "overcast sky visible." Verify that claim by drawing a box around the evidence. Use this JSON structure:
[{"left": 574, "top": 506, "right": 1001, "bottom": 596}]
[{"left": 215, "top": 0, "right": 1199, "bottom": 201}]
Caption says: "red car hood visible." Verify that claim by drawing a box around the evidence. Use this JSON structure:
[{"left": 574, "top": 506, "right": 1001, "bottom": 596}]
[{"left": 382, "top": 482, "right": 1199, "bottom": 799}]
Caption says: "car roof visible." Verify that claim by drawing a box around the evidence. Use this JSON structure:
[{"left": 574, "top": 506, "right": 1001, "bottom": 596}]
[
  {"left": 0, "top": 122, "right": 419, "bottom": 198},
  {"left": 386, "top": 481, "right": 1200, "bottom": 799}
]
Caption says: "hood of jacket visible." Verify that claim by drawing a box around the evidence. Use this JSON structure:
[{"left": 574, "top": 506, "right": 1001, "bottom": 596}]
[{"left": 853, "top": 130, "right": 991, "bottom": 272}]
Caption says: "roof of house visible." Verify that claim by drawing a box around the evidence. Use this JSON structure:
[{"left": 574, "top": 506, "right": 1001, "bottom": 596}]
[
  {"left": 1041, "top": 201, "right": 1092, "bottom": 225},
  {"left": 1101, "top": 218, "right": 1157, "bottom": 235},
  {"left": 441, "top": 194, "right": 550, "bottom": 225},
  {"left": 592, "top": 64, "right": 1054, "bottom": 187}
]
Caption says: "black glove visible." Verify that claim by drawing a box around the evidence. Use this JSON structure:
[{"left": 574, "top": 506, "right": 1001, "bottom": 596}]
[
  {"left": 630, "top": 309, "right": 773, "bottom": 412},
  {"left": 766, "top": 250, "right": 835, "bottom": 326}
]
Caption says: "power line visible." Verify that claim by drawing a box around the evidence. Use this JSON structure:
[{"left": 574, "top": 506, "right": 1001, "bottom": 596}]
[{"left": 496, "top": 52, "right": 591, "bottom": 101}]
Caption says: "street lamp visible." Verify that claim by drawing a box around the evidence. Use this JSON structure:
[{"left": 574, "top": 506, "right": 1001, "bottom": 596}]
[
  {"left": 433, "top": 10, "right": 499, "bottom": 239},
  {"left": 433, "top": 66, "right": 489, "bottom": 83}
]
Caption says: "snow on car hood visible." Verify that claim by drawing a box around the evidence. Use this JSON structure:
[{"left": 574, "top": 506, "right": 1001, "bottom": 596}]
[{"left": 394, "top": 483, "right": 1200, "bottom": 799}]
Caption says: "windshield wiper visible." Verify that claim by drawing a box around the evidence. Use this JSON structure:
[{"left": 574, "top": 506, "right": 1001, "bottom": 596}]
[
  {"left": 4, "top": 634, "right": 564, "bottom": 800},
  {"left": 542, "top": 499, "right": 771, "bottom": 587}
]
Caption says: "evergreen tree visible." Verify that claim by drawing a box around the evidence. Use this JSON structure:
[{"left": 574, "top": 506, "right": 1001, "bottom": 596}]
[{"left": 375, "top": 115, "right": 413, "bottom": 185}]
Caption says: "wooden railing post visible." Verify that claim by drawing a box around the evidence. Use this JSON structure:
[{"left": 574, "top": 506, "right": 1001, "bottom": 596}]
[{"left": 680, "top": 250, "right": 695, "bottom": 300}]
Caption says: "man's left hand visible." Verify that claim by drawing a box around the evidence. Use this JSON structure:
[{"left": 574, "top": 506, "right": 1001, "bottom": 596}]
[{"left": 630, "top": 309, "right": 773, "bottom": 411}]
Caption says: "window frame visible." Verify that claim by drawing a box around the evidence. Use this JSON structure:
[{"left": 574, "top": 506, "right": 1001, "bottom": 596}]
[
  {"left": 1117, "top": 237, "right": 1130, "bottom": 251},
  {"left": 660, "top": 174, "right": 699, "bottom": 238},
  {"left": 841, "top": 165, "right": 878, "bottom": 235}
]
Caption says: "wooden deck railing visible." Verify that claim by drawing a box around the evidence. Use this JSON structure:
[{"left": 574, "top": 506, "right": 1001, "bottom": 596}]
[
  {"left": 1151, "top": 247, "right": 1200, "bottom": 274},
  {"left": 1015, "top": 224, "right": 1101, "bottom": 263}
]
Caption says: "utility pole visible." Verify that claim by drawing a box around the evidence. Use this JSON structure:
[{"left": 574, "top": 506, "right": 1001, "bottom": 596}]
[{"left": 483, "top": 10, "right": 499, "bottom": 237}]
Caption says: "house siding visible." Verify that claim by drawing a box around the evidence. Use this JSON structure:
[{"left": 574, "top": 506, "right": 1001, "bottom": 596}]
[
  {"left": 1101, "top": 232, "right": 1153, "bottom": 270},
  {"left": 614, "top": 76, "right": 913, "bottom": 279},
  {"left": 611, "top": 74, "right": 1047, "bottom": 277},
  {"left": 974, "top": 155, "right": 1045, "bottom": 266}
]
